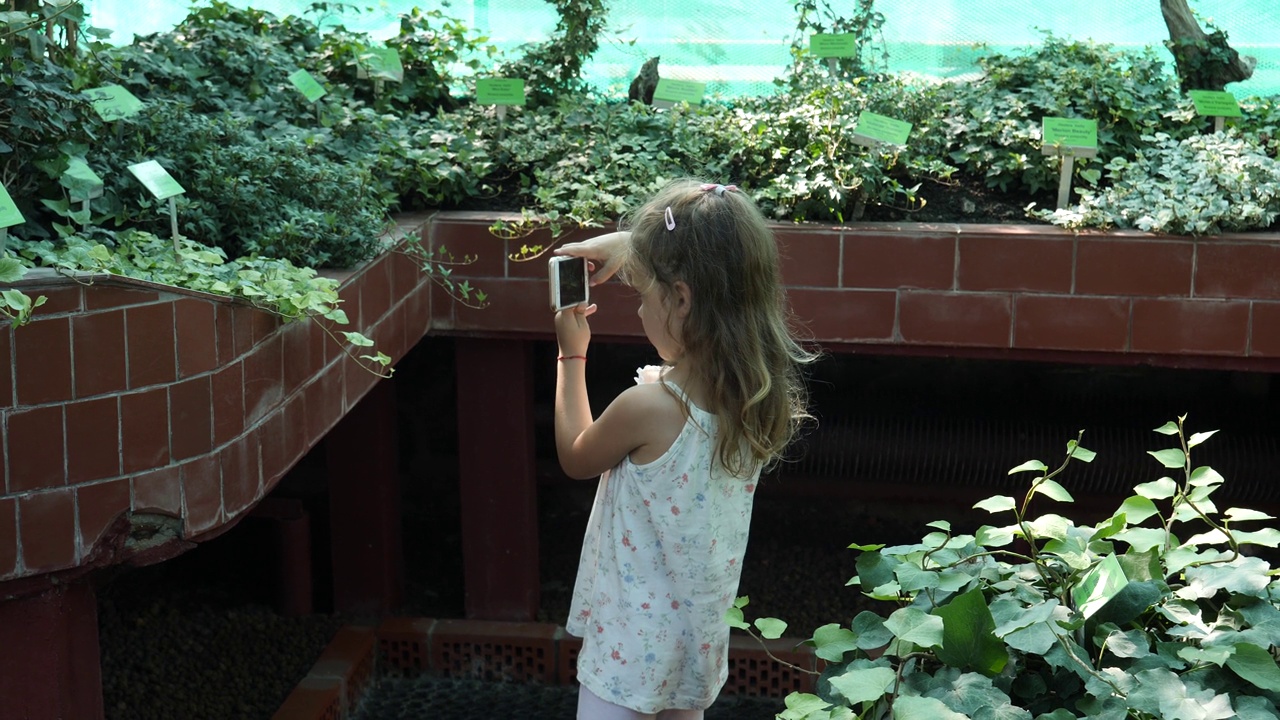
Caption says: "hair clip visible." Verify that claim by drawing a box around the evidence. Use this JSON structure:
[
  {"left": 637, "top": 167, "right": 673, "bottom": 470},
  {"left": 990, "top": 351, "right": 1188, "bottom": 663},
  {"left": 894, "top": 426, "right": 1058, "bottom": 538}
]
[
  {"left": 664, "top": 206, "right": 676, "bottom": 231},
  {"left": 699, "top": 183, "right": 739, "bottom": 197}
]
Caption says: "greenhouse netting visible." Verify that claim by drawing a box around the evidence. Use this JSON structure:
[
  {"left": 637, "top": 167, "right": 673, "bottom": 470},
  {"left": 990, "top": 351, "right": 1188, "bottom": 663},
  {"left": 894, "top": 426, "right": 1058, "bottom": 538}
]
[{"left": 83, "top": 0, "right": 1280, "bottom": 98}]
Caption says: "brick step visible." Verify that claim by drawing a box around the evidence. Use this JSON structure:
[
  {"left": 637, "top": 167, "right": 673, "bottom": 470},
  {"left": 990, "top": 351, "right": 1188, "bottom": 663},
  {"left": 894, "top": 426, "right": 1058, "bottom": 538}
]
[{"left": 274, "top": 618, "right": 817, "bottom": 719}]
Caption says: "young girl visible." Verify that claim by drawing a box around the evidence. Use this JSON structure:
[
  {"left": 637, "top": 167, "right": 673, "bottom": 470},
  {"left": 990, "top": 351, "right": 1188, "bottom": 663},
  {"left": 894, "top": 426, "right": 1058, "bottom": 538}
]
[{"left": 553, "top": 179, "right": 816, "bottom": 719}]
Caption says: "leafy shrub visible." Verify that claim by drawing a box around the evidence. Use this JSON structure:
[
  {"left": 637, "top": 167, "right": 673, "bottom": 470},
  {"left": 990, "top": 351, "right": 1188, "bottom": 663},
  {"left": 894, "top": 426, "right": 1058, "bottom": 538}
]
[
  {"left": 315, "top": 6, "right": 494, "bottom": 115},
  {"left": 0, "top": 10, "right": 94, "bottom": 234},
  {"left": 942, "top": 35, "right": 1190, "bottom": 196},
  {"left": 78, "top": 102, "right": 384, "bottom": 268},
  {"left": 493, "top": 0, "right": 607, "bottom": 107},
  {"left": 86, "top": 1, "right": 323, "bottom": 124},
  {"left": 1032, "top": 131, "right": 1280, "bottom": 234},
  {"left": 734, "top": 419, "right": 1280, "bottom": 720},
  {"left": 735, "top": 76, "right": 955, "bottom": 222}
]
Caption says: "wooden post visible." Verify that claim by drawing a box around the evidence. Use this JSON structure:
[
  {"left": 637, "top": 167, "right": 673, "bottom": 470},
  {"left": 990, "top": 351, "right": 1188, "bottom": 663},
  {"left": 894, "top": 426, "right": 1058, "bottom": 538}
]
[
  {"left": 1057, "top": 154, "right": 1075, "bottom": 210},
  {"left": 455, "top": 338, "right": 539, "bottom": 621},
  {"left": 327, "top": 378, "right": 404, "bottom": 613},
  {"left": 0, "top": 582, "right": 106, "bottom": 720}
]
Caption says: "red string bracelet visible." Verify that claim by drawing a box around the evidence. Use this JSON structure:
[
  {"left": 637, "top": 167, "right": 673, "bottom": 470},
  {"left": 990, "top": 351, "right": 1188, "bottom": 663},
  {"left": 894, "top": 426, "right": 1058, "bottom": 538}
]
[{"left": 557, "top": 355, "right": 587, "bottom": 362}]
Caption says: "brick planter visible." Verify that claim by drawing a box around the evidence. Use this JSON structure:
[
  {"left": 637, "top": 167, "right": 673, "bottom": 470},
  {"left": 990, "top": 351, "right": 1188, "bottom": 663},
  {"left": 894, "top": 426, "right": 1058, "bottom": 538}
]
[
  {"left": 428, "top": 215, "right": 1280, "bottom": 371},
  {"left": 0, "top": 213, "right": 435, "bottom": 596}
]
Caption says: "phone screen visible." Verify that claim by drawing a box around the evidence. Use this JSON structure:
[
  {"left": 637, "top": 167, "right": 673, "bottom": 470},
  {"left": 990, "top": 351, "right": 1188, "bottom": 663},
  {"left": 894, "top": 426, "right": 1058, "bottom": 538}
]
[{"left": 557, "top": 257, "right": 587, "bottom": 307}]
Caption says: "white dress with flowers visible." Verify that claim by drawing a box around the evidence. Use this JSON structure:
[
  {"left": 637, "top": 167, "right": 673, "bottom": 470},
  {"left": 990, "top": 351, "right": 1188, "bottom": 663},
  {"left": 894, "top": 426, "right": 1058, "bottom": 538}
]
[{"left": 566, "top": 367, "right": 759, "bottom": 713}]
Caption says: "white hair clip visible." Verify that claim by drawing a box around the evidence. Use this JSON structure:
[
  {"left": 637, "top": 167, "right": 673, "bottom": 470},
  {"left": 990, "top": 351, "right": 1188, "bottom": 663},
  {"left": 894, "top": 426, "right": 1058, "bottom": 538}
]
[{"left": 664, "top": 206, "right": 676, "bottom": 231}]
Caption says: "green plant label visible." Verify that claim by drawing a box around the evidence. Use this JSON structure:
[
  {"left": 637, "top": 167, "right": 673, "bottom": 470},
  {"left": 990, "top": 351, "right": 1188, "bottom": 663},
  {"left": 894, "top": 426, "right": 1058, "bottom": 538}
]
[
  {"left": 62, "top": 159, "right": 104, "bottom": 201},
  {"left": 83, "top": 84, "right": 143, "bottom": 122},
  {"left": 0, "top": 184, "right": 24, "bottom": 229},
  {"left": 288, "top": 69, "right": 327, "bottom": 103},
  {"left": 357, "top": 47, "right": 404, "bottom": 83},
  {"left": 1042, "top": 117, "right": 1098, "bottom": 153},
  {"left": 810, "top": 34, "right": 857, "bottom": 58},
  {"left": 1189, "top": 90, "right": 1242, "bottom": 118},
  {"left": 127, "top": 160, "right": 185, "bottom": 201},
  {"left": 854, "top": 111, "right": 912, "bottom": 146},
  {"left": 652, "top": 79, "right": 705, "bottom": 107},
  {"left": 476, "top": 78, "right": 526, "bottom": 106}
]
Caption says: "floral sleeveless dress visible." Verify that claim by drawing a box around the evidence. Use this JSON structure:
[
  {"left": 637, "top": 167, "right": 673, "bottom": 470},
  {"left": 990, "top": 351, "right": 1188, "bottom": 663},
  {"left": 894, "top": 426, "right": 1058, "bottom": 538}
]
[{"left": 566, "top": 368, "right": 759, "bottom": 713}]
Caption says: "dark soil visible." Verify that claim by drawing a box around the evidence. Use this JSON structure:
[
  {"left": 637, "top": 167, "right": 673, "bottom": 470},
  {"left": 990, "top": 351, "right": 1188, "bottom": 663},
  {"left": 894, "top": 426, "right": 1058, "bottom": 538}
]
[{"left": 861, "top": 179, "right": 1051, "bottom": 224}]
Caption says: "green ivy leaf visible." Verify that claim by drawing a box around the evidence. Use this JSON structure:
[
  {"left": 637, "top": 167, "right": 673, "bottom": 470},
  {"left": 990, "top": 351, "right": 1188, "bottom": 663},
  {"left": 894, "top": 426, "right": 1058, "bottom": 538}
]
[
  {"left": 1187, "top": 430, "right": 1218, "bottom": 448},
  {"left": 1008, "top": 459, "right": 1047, "bottom": 475},
  {"left": 1135, "top": 477, "right": 1177, "bottom": 500},
  {"left": 1226, "top": 643, "right": 1280, "bottom": 692},
  {"left": 974, "top": 495, "right": 1016, "bottom": 514},
  {"left": 889, "top": 695, "right": 968, "bottom": 720},
  {"left": 776, "top": 693, "right": 833, "bottom": 720},
  {"left": 1149, "top": 448, "right": 1186, "bottom": 469},
  {"left": 851, "top": 612, "right": 893, "bottom": 651},
  {"left": 724, "top": 606, "right": 749, "bottom": 630},
  {"left": 1066, "top": 439, "right": 1096, "bottom": 462},
  {"left": 1119, "top": 495, "right": 1160, "bottom": 525},
  {"left": 1225, "top": 508, "right": 1275, "bottom": 523},
  {"left": 975, "top": 524, "right": 1016, "bottom": 547},
  {"left": 754, "top": 617, "right": 787, "bottom": 639},
  {"left": 0, "top": 257, "right": 25, "bottom": 283},
  {"left": 1032, "top": 478, "right": 1075, "bottom": 503},
  {"left": 826, "top": 666, "right": 895, "bottom": 705},
  {"left": 932, "top": 588, "right": 1008, "bottom": 675},
  {"left": 1189, "top": 466, "right": 1225, "bottom": 487},
  {"left": 1154, "top": 421, "right": 1180, "bottom": 436},
  {"left": 884, "top": 607, "right": 943, "bottom": 648},
  {"left": 342, "top": 331, "right": 374, "bottom": 347}
]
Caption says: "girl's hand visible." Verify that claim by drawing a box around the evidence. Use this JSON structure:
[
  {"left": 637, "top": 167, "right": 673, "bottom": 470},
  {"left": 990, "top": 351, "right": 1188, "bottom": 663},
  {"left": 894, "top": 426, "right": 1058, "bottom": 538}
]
[
  {"left": 554, "top": 303, "right": 596, "bottom": 357},
  {"left": 555, "top": 231, "right": 630, "bottom": 285}
]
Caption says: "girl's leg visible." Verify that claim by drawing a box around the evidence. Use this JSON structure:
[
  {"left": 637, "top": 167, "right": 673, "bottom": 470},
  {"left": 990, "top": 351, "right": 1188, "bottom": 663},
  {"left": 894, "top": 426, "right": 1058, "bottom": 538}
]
[
  {"left": 655, "top": 709, "right": 704, "bottom": 720},
  {"left": 577, "top": 684, "right": 655, "bottom": 720},
  {"left": 576, "top": 683, "right": 706, "bottom": 720}
]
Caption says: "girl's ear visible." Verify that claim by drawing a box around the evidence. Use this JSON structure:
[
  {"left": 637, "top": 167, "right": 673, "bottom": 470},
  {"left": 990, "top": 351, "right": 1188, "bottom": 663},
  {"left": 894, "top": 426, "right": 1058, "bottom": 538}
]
[{"left": 671, "top": 280, "right": 693, "bottom": 319}]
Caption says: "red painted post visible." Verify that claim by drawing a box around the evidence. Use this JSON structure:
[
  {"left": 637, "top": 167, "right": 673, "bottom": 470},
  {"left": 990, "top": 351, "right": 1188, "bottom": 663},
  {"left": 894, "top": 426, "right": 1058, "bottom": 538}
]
[
  {"left": 0, "top": 581, "right": 105, "bottom": 720},
  {"left": 250, "top": 497, "right": 314, "bottom": 617},
  {"left": 326, "top": 378, "right": 404, "bottom": 613},
  {"left": 455, "top": 338, "right": 539, "bottom": 620}
]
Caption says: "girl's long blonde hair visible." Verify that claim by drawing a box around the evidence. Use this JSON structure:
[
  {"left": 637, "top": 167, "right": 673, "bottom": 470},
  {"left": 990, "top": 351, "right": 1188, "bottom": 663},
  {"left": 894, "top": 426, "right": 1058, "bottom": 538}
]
[{"left": 622, "top": 179, "right": 817, "bottom": 477}]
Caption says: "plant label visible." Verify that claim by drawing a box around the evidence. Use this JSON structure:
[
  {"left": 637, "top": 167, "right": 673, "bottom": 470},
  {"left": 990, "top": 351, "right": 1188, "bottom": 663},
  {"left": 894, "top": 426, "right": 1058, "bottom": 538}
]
[
  {"left": 652, "top": 79, "right": 705, "bottom": 109},
  {"left": 356, "top": 47, "right": 404, "bottom": 83},
  {"left": 0, "top": 184, "right": 24, "bottom": 229},
  {"left": 810, "top": 34, "right": 857, "bottom": 58},
  {"left": 1040, "top": 117, "right": 1098, "bottom": 158},
  {"left": 476, "top": 78, "right": 526, "bottom": 106},
  {"left": 127, "top": 160, "right": 185, "bottom": 200},
  {"left": 62, "top": 158, "right": 104, "bottom": 202},
  {"left": 853, "top": 111, "right": 912, "bottom": 147},
  {"left": 288, "top": 69, "right": 327, "bottom": 103},
  {"left": 1189, "top": 90, "right": 1242, "bottom": 118},
  {"left": 84, "top": 84, "right": 143, "bottom": 122}
]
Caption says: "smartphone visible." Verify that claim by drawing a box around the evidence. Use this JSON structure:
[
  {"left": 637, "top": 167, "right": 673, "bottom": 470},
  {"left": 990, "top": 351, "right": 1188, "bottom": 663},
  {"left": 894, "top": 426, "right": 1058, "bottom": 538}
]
[{"left": 549, "top": 256, "right": 589, "bottom": 311}]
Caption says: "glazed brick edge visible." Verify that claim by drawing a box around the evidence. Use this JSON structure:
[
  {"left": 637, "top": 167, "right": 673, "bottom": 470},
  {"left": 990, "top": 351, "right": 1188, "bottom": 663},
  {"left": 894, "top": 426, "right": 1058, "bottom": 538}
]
[
  {"left": 428, "top": 214, "right": 1280, "bottom": 370},
  {"left": 0, "top": 213, "right": 436, "bottom": 592},
  {"left": 273, "top": 619, "right": 815, "bottom": 718}
]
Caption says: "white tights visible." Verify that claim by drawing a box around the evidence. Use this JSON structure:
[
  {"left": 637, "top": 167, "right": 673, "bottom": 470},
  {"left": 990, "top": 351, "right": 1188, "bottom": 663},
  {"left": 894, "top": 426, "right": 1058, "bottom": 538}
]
[{"left": 576, "top": 684, "right": 705, "bottom": 720}]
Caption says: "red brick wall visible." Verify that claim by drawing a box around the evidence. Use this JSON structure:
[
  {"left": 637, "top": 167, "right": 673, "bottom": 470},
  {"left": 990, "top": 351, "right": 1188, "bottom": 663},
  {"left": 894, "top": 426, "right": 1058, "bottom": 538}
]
[
  {"left": 0, "top": 214, "right": 434, "bottom": 589},
  {"left": 431, "top": 217, "right": 1280, "bottom": 369},
  {"left": 5, "top": 213, "right": 1280, "bottom": 591}
]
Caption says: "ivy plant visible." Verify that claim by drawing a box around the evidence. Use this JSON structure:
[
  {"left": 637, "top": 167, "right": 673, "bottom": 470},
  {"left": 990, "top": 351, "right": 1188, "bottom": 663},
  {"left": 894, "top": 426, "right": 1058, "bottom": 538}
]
[
  {"left": 9, "top": 232, "right": 393, "bottom": 375},
  {"left": 941, "top": 35, "right": 1190, "bottom": 197},
  {"left": 1032, "top": 131, "right": 1280, "bottom": 234},
  {"left": 733, "top": 417, "right": 1280, "bottom": 719}
]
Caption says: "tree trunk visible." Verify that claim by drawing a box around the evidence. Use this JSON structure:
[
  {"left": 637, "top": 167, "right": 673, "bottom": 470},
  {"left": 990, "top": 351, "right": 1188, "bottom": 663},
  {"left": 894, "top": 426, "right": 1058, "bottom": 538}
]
[{"left": 1161, "top": 0, "right": 1256, "bottom": 92}]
